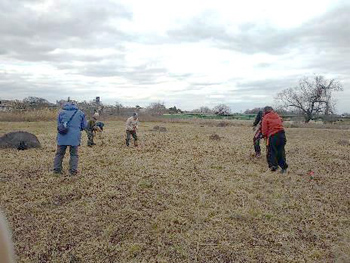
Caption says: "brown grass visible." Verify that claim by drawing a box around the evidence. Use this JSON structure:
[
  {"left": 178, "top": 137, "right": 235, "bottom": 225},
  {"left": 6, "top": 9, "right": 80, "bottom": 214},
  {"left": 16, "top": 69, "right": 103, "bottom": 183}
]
[{"left": 0, "top": 121, "right": 349, "bottom": 262}]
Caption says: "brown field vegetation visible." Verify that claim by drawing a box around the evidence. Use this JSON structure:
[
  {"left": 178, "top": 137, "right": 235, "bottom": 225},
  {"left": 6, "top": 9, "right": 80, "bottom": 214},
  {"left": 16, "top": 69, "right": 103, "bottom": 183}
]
[{"left": 0, "top": 120, "right": 349, "bottom": 262}]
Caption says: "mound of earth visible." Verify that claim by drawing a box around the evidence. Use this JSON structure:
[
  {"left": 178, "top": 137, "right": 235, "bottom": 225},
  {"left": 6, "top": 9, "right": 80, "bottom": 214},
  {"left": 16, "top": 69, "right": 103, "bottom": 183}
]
[{"left": 0, "top": 131, "right": 41, "bottom": 150}]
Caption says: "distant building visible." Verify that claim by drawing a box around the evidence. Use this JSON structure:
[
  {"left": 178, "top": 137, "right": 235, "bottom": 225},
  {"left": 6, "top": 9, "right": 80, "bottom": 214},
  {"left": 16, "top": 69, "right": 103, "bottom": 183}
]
[{"left": 0, "top": 100, "right": 13, "bottom": 112}]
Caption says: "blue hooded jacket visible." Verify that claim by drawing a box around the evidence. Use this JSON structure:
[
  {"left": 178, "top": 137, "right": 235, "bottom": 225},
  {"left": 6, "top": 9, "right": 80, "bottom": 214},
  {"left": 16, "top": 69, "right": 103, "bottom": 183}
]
[{"left": 56, "top": 103, "right": 87, "bottom": 146}]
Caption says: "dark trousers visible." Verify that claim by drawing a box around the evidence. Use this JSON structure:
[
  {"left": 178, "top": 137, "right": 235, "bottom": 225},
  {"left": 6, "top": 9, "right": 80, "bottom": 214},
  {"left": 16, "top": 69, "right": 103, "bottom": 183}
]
[
  {"left": 253, "top": 129, "right": 262, "bottom": 155},
  {"left": 126, "top": 130, "right": 138, "bottom": 146},
  {"left": 53, "top": 145, "right": 79, "bottom": 173},
  {"left": 267, "top": 131, "right": 288, "bottom": 170}
]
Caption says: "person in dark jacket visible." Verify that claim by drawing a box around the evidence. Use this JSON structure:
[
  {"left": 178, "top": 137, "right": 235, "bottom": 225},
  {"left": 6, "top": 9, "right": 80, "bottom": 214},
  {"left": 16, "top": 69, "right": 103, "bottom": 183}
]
[
  {"left": 53, "top": 102, "right": 87, "bottom": 175},
  {"left": 252, "top": 110, "right": 263, "bottom": 157},
  {"left": 261, "top": 106, "right": 288, "bottom": 173}
]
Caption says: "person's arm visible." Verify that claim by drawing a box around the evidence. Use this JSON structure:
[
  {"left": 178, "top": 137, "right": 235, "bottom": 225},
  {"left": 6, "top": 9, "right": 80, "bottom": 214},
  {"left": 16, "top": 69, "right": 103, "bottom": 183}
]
[
  {"left": 81, "top": 113, "right": 87, "bottom": 131},
  {"left": 126, "top": 118, "right": 132, "bottom": 130},
  {"left": 253, "top": 111, "right": 262, "bottom": 127}
]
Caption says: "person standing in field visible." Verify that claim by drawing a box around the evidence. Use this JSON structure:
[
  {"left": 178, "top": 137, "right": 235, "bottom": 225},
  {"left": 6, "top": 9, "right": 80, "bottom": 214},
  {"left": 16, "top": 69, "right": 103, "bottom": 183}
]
[
  {"left": 85, "top": 112, "right": 99, "bottom": 147},
  {"left": 252, "top": 110, "right": 264, "bottom": 157},
  {"left": 0, "top": 211, "right": 15, "bottom": 263},
  {"left": 261, "top": 106, "right": 288, "bottom": 173},
  {"left": 53, "top": 102, "right": 87, "bottom": 176},
  {"left": 125, "top": 113, "right": 139, "bottom": 147}
]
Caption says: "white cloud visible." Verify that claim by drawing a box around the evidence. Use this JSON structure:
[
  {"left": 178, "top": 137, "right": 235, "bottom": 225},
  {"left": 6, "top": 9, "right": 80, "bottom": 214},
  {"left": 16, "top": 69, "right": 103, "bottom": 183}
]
[{"left": 0, "top": 0, "right": 349, "bottom": 112}]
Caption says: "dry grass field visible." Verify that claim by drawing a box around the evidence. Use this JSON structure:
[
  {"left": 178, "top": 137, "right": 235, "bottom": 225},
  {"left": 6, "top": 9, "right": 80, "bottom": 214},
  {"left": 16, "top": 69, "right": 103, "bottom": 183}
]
[{"left": 0, "top": 120, "right": 349, "bottom": 262}]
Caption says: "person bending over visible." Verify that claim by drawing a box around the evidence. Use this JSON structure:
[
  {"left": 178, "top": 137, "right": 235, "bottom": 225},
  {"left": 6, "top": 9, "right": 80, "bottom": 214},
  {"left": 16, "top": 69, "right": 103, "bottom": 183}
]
[{"left": 261, "top": 106, "right": 288, "bottom": 174}]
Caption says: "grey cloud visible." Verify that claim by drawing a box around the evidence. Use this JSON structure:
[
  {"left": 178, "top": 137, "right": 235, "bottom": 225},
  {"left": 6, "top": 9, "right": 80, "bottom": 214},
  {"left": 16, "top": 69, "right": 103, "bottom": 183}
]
[
  {"left": 166, "top": 3, "right": 350, "bottom": 56},
  {"left": 0, "top": 0, "right": 132, "bottom": 62}
]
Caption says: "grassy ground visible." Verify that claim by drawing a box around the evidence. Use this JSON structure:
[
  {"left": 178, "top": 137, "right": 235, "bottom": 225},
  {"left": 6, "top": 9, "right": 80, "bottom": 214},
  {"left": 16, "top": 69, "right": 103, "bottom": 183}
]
[{"left": 0, "top": 121, "right": 349, "bottom": 262}]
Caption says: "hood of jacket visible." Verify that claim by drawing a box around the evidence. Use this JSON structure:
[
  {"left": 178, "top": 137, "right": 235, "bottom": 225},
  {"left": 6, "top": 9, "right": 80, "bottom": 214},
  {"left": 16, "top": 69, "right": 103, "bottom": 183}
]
[{"left": 62, "top": 103, "right": 78, "bottom": 111}]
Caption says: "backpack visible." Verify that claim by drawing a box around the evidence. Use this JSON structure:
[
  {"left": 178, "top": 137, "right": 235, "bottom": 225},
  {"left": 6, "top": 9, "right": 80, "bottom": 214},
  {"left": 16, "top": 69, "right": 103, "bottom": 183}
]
[{"left": 57, "top": 110, "right": 78, "bottom": 135}]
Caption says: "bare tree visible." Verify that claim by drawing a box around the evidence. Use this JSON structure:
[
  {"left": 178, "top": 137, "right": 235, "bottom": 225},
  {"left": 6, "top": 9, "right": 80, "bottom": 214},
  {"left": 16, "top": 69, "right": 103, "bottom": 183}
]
[
  {"left": 199, "top": 106, "right": 213, "bottom": 114},
  {"left": 146, "top": 102, "right": 167, "bottom": 116},
  {"left": 276, "top": 76, "right": 342, "bottom": 123},
  {"left": 213, "top": 104, "right": 231, "bottom": 115}
]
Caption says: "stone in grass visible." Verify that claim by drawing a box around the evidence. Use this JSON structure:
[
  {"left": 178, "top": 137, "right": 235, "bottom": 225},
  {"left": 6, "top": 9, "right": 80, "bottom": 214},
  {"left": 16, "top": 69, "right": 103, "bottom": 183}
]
[
  {"left": 0, "top": 131, "right": 41, "bottom": 150},
  {"left": 209, "top": 133, "right": 221, "bottom": 141}
]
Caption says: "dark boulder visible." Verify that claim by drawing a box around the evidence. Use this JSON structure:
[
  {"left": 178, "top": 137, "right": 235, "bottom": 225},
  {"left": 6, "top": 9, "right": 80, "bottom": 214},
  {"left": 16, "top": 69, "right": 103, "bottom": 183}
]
[{"left": 0, "top": 131, "right": 41, "bottom": 150}]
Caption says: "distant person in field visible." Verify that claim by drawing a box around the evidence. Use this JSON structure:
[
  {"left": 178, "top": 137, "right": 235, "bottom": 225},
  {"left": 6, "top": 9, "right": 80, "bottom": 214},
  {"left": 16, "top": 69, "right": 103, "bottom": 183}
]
[
  {"left": 252, "top": 110, "right": 264, "bottom": 157},
  {"left": 53, "top": 101, "right": 87, "bottom": 176},
  {"left": 85, "top": 112, "right": 99, "bottom": 147},
  {"left": 125, "top": 113, "right": 139, "bottom": 147},
  {"left": 0, "top": 212, "right": 15, "bottom": 263},
  {"left": 262, "top": 106, "right": 288, "bottom": 173}
]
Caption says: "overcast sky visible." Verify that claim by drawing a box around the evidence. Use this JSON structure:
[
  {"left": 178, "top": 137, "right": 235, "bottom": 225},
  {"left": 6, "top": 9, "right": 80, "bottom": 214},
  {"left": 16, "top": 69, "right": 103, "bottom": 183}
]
[{"left": 0, "top": 0, "right": 349, "bottom": 112}]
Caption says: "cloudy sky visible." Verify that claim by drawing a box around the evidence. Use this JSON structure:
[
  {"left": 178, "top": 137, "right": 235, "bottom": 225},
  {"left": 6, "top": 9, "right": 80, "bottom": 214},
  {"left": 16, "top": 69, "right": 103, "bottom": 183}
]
[{"left": 0, "top": 0, "right": 349, "bottom": 112}]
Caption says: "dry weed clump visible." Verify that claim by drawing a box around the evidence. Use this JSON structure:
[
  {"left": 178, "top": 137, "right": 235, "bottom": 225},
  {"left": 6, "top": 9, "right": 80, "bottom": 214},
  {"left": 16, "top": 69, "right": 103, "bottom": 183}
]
[
  {"left": 0, "top": 121, "right": 349, "bottom": 262},
  {"left": 209, "top": 133, "right": 221, "bottom": 141}
]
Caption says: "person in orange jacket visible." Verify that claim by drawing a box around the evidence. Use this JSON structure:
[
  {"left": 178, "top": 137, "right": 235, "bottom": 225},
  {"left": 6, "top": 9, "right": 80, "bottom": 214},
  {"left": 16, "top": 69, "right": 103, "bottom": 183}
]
[{"left": 261, "top": 106, "right": 288, "bottom": 173}]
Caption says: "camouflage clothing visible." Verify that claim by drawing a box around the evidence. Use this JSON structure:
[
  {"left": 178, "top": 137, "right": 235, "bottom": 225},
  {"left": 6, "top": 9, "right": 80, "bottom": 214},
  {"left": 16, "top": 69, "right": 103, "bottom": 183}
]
[
  {"left": 85, "top": 119, "right": 96, "bottom": 146},
  {"left": 126, "top": 130, "right": 138, "bottom": 146}
]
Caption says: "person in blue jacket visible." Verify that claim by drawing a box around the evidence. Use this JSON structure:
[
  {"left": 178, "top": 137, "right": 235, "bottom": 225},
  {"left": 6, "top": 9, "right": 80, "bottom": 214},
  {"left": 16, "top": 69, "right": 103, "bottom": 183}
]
[{"left": 53, "top": 102, "right": 87, "bottom": 175}]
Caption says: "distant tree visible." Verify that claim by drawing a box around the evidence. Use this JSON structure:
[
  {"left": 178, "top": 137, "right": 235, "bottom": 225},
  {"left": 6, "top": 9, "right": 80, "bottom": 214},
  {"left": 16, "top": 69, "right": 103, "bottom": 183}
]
[
  {"left": 213, "top": 104, "right": 231, "bottom": 115},
  {"left": 12, "top": 100, "right": 27, "bottom": 110},
  {"left": 168, "top": 106, "right": 182, "bottom": 114},
  {"left": 146, "top": 102, "right": 167, "bottom": 116},
  {"left": 276, "top": 75, "right": 343, "bottom": 123},
  {"left": 199, "top": 106, "right": 212, "bottom": 114},
  {"left": 23, "top": 97, "right": 51, "bottom": 108},
  {"left": 244, "top": 108, "right": 263, "bottom": 114}
]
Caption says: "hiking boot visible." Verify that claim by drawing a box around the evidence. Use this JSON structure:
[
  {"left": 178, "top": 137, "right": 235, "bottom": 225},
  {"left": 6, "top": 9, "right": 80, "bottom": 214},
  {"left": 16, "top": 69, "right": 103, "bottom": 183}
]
[
  {"left": 69, "top": 170, "right": 78, "bottom": 176},
  {"left": 53, "top": 169, "right": 62, "bottom": 175},
  {"left": 280, "top": 169, "right": 287, "bottom": 174},
  {"left": 270, "top": 167, "right": 278, "bottom": 172}
]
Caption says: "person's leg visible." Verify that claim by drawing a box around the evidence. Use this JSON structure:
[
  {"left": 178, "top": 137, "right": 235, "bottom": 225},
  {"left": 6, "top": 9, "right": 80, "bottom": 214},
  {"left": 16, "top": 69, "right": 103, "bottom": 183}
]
[
  {"left": 86, "top": 130, "right": 94, "bottom": 146},
  {"left": 268, "top": 134, "right": 278, "bottom": 171},
  {"left": 132, "top": 131, "right": 138, "bottom": 146},
  {"left": 253, "top": 131, "right": 261, "bottom": 156},
  {"left": 276, "top": 132, "right": 288, "bottom": 171},
  {"left": 126, "top": 131, "right": 131, "bottom": 146},
  {"left": 53, "top": 145, "right": 67, "bottom": 173},
  {"left": 69, "top": 146, "right": 79, "bottom": 175}
]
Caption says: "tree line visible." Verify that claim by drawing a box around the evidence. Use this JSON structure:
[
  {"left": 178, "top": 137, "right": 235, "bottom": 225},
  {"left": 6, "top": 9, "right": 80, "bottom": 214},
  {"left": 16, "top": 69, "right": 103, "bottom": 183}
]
[{"left": 1, "top": 75, "right": 345, "bottom": 122}]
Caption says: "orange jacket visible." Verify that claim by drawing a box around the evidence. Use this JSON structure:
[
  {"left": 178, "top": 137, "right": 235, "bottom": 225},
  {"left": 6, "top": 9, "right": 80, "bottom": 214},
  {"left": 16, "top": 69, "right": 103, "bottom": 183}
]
[{"left": 261, "top": 111, "right": 284, "bottom": 138}]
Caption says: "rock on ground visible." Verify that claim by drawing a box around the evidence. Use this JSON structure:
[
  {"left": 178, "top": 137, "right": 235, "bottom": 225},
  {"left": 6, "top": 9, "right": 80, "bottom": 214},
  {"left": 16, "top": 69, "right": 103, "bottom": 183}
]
[{"left": 0, "top": 131, "right": 41, "bottom": 149}]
